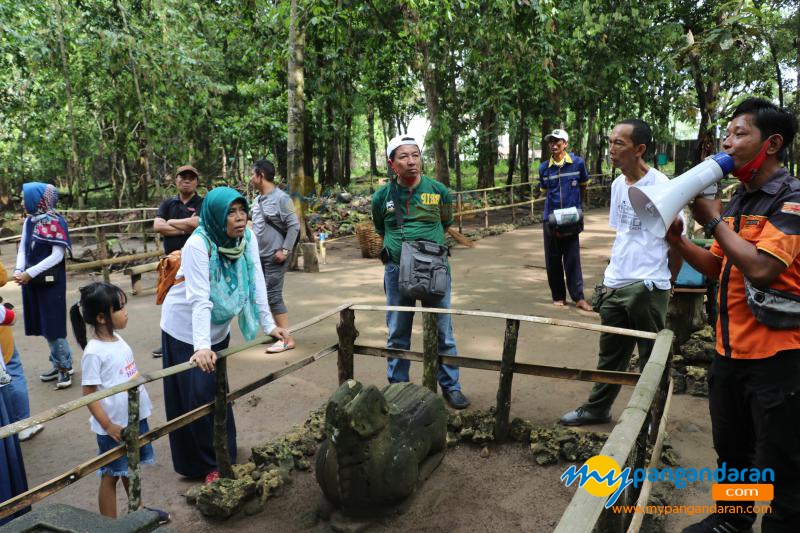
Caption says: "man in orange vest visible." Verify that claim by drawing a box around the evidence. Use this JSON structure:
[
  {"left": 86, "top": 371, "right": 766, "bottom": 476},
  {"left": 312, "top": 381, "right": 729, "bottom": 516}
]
[{"left": 668, "top": 98, "right": 799, "bottom": 532}]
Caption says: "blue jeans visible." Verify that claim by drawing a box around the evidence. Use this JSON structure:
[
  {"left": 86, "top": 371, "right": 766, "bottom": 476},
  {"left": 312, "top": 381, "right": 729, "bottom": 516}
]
[
  {"left": 96, "top": 419, "right": 155, "bottom": 477},
  {"left": 46, "top": 337, "right": 72, "bottom": 371},
  {"left": 383, "top": 262, "right": 461, "bottom": 392},
  {"left": 2, "top": 347, "right": 30, "bottom": 422}
]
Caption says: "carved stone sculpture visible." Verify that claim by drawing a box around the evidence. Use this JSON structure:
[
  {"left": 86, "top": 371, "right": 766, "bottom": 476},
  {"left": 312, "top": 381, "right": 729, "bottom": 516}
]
[{"left": 315, "top": 380, "right": 447, "bottom": 516}]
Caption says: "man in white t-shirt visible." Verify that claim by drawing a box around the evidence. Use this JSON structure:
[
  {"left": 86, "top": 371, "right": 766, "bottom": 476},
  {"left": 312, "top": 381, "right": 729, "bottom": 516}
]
[{"left": 560, "top": 119, "right": 683, "bottom": 426}]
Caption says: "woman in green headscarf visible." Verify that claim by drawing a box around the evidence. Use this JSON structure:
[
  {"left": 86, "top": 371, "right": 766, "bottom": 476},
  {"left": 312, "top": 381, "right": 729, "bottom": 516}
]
[{"left": 159, "top": 186, "right": 288, "bottom": 481}]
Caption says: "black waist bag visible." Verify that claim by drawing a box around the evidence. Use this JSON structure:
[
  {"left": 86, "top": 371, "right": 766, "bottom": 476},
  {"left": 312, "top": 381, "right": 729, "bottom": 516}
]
[
  {"left": 744, "top": 277, "right": 800, "bottom": 329},
  {"left": 399, "top": 240, "right": 448, "bottom": 300}
]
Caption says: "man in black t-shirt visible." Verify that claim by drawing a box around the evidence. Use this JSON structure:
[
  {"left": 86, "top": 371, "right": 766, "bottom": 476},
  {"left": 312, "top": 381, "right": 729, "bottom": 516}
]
[
  {"left": 155, "top": 165, "right": 204, "bottom": 254},
  {"left": 152, "top": 165, "right": 204, "bottom": 356}
]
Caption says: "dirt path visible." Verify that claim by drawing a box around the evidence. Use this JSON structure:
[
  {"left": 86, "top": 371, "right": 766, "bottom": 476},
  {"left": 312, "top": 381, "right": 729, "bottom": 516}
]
[{"left": 2, "top": 208, "right": 721, "bottom": 532}]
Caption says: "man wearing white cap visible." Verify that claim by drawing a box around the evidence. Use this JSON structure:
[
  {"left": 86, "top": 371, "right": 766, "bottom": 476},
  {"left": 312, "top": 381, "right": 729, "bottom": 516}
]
[
  {"left": 370, "top": 135, "right": 470, "bottom": 409},
  {"left": 536, "top": 129, "right": 592, "bottom": 311}
]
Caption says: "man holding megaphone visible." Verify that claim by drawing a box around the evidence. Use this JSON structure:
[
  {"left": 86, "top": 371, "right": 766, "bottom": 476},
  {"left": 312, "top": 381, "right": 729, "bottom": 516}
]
[{"left": 665, "top": 99, "right": 800, "bottom": 533}]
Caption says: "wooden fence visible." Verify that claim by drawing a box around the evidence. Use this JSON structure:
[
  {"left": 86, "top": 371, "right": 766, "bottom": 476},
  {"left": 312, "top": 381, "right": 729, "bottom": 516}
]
[
  {"left": 0, "top": 303, "right": 671, "bottom": 531},
  {"left": 453, "top": 175, "right": 612, "bottom": 231}
]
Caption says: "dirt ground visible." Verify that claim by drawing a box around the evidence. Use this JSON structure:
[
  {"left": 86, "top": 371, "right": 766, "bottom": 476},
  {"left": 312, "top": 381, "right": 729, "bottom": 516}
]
[{"left": 1, "top": 208, "right": 735, "bottom": 532}]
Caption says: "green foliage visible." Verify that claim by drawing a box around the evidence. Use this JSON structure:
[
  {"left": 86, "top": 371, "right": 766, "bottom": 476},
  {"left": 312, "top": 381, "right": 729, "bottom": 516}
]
[{"left": 0, "top": 0, "right": 795, "bottom": 208}]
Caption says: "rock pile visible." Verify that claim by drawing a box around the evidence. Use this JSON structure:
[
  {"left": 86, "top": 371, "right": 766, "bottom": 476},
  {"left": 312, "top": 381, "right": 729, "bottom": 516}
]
[
  {"left": 186, "top": 407, "right": 326, "bottom": 518},
  {"left": 446, "top": 409, "right": 608, "bottom": 465},
  {"left": 671, "top": 326, "right": 715, "bottom": 396}
]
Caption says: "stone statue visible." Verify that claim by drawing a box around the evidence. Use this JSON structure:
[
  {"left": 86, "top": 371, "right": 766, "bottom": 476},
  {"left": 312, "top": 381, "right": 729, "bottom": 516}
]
[{"left": 315, "top": 380, "right": 447, "bottom": 516}]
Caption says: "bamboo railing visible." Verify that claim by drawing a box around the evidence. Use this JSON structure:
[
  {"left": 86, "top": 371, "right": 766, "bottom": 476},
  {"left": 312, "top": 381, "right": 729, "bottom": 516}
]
[{"left": 0, "top": 303, "right": 671, "bottom": 528}]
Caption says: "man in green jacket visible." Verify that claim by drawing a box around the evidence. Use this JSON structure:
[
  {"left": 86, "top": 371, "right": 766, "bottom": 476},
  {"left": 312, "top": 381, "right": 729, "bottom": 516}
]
[{"left": 370, "top": 135, "right": 469, "bottom": 409}]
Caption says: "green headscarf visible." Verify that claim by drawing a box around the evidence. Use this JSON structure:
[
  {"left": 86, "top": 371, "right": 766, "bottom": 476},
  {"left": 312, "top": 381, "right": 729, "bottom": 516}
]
[{"left": 195, "top": 187, "right": 259, "bottom": 340}]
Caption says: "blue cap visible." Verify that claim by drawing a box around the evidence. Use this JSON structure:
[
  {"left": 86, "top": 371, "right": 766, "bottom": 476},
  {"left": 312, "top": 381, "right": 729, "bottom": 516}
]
[{"left": 711, "top": 152, "right": 735, "bottom": 175}]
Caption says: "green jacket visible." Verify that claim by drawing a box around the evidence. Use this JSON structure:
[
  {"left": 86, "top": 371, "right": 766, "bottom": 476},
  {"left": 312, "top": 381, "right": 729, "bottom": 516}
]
[{"left": 371, "top": 176, "right": 454, "bottom": 264}]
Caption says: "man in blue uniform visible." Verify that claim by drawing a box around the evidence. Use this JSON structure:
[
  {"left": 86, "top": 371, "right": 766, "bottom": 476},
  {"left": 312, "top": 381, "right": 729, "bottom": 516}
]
[{"left": 536, "top": 129, "right": 592, "bottom": 311}]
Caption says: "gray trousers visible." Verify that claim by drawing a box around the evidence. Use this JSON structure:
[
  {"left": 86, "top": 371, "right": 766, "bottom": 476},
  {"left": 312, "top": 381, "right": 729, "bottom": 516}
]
[{"left": 261, "top": 255, "right": 291, "bottom": 315}]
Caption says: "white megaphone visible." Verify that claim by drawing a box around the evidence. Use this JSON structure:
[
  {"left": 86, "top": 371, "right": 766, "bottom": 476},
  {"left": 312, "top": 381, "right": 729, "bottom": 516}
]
[{"left": 628, "top": 152, "right": 735, "bottom": 238}]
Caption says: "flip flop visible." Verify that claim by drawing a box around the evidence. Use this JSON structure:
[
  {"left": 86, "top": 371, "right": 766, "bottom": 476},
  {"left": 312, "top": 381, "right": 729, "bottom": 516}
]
[{"left": 266, "top": 343, "right": 296, "bottom": 354}]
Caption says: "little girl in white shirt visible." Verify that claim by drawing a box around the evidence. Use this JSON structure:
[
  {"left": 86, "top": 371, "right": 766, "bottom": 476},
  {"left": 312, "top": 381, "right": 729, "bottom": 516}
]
[{"left": 70, "top": 282, "right": 168, "bottom": 523}]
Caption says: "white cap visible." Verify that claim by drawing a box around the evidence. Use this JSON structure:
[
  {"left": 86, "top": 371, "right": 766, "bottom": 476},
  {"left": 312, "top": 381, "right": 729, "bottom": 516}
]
[
  {"left": 386, "top": 135, "right": 421, "bottom": 159},
  {"left": 544, "top": 129, "right": 569, "bottom": 142}
]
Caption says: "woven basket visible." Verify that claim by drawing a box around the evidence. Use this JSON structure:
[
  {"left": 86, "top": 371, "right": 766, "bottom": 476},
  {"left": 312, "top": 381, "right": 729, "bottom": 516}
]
[{"left": 356, "top": 223, "right": 383, "bottom": 259}]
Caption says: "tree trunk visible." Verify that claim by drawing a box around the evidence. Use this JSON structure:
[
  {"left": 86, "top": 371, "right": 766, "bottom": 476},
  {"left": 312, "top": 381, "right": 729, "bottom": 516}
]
[
  {"left": 415, "top": 40, "right": 450, "bottom": 186},
  {"left": 303, "top": 109, "right": 314, "bottom": 180},
  {"left": 339, "top": 114, "right": 352, "bottom": 189},
  {"left": 287, "top": 0, "right": 311, "bottom": 242},
  {"left": 505, "top": 127, "right": 517, "bottom": 187},
  {"left": 573, "top": 101, "right": 585, "bottom": 157},
  {"left": 317, "top": 116, "right": 327, "bottom": 186},
  {"left": 586, "top": 104, "right": 605, "bottom": 176},
  {"left": 454, "top": 136, "right": 462, "bottom": 192},
  {"left": 116, "top": 0, "right": 155, "bottom": 204},
  {"left": 367, "top": 103, "right": 378, "bottom": 176},
  {"left": 520, "top": 110, "right": 530, "bottom": 184},
  {"left": 54, "top": 0, "right": 80, "bottom": 206},
  {"left": 330, "top": 131, "right": 342, "bottom": 188},
  {"left": 477, "top": 107, "right": 497, "bottom": 189},
  {"left": 540, "top": 118, "right": 552, "bottom": 164},
  {"left": 322, "top": 103, "right": 334, "bottom": 189}
]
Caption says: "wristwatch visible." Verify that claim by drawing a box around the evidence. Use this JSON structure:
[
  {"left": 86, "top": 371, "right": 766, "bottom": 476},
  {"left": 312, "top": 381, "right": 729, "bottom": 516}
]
[
  {"left": 281, "top": 248, "right": 290, "bottom": 255},
  {"left": 704, "top": 215, "right": 723, "bottom": 235}
]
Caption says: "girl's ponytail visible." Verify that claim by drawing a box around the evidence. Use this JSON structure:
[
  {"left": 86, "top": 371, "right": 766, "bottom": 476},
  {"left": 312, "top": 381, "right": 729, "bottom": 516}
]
[
  {"left": 71, "top": 282, "right": 126, "bottom": 346},
  {"left": 70, "top": 301, "right": 88, "bottom": 350}
]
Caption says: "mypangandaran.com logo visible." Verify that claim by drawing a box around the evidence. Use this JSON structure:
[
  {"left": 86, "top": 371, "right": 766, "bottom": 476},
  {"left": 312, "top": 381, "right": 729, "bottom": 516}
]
[{"left": 561, "top": 455, "right": 775, "bottom": 508}]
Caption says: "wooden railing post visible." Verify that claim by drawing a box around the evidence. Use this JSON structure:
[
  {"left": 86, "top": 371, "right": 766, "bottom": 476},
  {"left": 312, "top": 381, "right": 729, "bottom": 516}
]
[
  {"left": 96, "top": 214, "right": 110, "bottom": 282},
  {"left": 422, "top": 312, "right": 438, "bottom": 393},
  {"left": 483, "top": 191, "right": 489, "bottom": 228},
  {"left": 124, "top": 385, "right": 141, "bottom": 512},
  {"left": 530, "top": 182, "right": 535, "bottom": 218},
  {"left": 213, "top": 357, "right": 234, "bottom": 480},
  {"left": 337, "top": 308, "right": 358, "bottom": 384},
  {"left": 510, "top": 185, "right": 516, "bottom": 224},
  {"left": 494, "top": 319, "right": 520, "bottom": 443},
  {"left": 141, "top": 208, "right": 149, "bottom": 253},
  {"left": 457, "top": 192, "right": 463, "bottom": 233}
]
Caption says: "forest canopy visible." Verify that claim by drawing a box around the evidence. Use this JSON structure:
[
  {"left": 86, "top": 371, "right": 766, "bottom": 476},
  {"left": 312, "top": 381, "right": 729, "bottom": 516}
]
[{"left": 0, "top": 0, "right": 797, "bottom": 207}]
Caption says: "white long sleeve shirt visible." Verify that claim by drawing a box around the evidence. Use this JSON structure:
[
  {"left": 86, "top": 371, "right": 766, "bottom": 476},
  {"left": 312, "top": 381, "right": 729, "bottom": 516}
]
[
  {"left": 15, "top": 221, "right": 66, "bottom": 278},
  {"left": 160, "top": 228, "right": 277, "bottom": 350}
]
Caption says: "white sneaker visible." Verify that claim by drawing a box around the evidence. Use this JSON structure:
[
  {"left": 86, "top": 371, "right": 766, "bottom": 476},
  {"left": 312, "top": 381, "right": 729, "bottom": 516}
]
[{"left": 18, "top": 424, "right": 44, "bottom": 442}]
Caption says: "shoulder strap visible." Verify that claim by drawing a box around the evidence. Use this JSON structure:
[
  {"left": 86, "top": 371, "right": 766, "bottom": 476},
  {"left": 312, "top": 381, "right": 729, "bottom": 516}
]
[
  {"left": 258, "top": 196, "right": 289, "bottom": 239},
  {"left": 265, "top": 218, "right": 287, "bottom": 239},
  {"left": 390, "top": 179, "right": 404, "bottom": 230}
]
